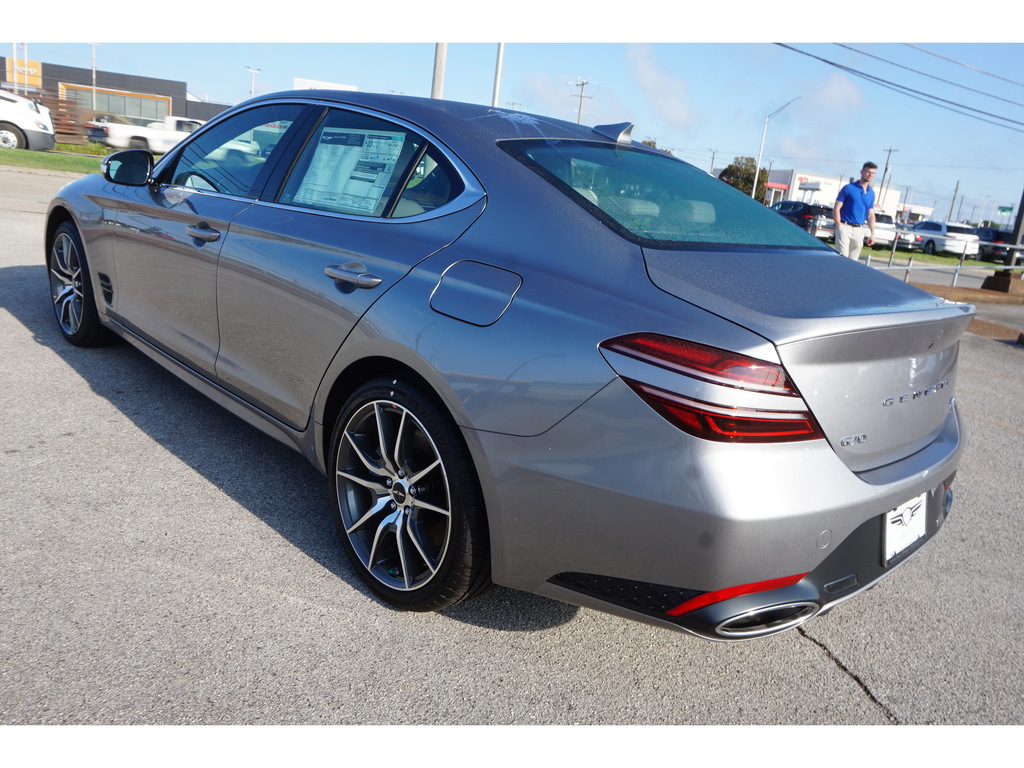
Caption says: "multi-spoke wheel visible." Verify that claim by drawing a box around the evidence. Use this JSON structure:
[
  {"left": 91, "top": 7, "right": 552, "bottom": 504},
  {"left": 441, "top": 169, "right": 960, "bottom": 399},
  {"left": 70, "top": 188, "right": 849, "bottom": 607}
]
[
  {"left": 329, "top": 377, "right": 490, "bottom": 611},
  {"left": 48, "top": 222, "right": 112, "bottom": 347}
]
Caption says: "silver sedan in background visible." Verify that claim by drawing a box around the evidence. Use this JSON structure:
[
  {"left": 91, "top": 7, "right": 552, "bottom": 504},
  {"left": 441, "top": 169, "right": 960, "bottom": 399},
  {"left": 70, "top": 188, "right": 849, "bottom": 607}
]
[{"left": 45, "top": 91, "right": 972, "bottom": 640}]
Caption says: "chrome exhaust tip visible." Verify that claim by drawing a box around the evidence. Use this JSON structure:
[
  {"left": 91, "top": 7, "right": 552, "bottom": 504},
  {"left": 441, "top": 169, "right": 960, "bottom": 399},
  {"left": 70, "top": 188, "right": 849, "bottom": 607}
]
[{"left": 715, "top": 601, "right": 819, "bottom": 638}]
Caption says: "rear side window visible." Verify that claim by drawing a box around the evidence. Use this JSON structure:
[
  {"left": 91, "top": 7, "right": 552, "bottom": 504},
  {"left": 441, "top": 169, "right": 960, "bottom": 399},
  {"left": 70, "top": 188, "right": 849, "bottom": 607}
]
[
  {"left": 500, "top": 139, "right": 828, "bottom": 249},
  {"left": 278, "top": 108, "right": 463, "bottom": 219}
]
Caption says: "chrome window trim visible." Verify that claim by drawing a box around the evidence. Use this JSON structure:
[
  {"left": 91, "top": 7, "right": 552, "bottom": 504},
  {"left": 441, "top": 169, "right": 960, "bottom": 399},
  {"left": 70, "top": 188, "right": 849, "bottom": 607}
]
[{"left": 253, "top": 188, "right": 485, "bottom": 224}]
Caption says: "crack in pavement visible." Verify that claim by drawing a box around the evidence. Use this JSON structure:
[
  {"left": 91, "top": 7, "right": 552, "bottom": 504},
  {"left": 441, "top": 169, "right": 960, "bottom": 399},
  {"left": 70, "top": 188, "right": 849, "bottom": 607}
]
[{"left": 798, "top": 627, "right": 901, "bottom": 724}]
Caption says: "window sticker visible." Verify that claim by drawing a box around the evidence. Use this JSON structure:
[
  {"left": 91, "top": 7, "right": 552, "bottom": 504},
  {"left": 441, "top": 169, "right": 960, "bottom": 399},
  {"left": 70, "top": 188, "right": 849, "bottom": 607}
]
[{"left": 293, "top": 128, "right": 407, "bottom": 214}]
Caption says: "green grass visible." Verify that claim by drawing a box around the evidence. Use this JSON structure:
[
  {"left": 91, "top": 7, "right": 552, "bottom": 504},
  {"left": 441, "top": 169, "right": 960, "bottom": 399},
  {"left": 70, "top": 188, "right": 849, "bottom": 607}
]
[{"left": 0, "top": 146, "right": 103, "bottom": 174}]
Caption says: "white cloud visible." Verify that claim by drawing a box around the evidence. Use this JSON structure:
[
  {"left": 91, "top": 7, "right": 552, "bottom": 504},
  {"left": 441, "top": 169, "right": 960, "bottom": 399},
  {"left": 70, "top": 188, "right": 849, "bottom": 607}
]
[{"left": 626, "top": 44, "right": 694, "bottom": 132}]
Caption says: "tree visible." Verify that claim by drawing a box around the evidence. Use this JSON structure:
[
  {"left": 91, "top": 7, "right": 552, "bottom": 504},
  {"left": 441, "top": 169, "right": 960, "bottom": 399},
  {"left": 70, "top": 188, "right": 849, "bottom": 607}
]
[
  {"left": 641, "top": 138, "right": 673, "bottom": 155},
  {"left": 718, "top": 156, "right": 769, "bottom": 201}
]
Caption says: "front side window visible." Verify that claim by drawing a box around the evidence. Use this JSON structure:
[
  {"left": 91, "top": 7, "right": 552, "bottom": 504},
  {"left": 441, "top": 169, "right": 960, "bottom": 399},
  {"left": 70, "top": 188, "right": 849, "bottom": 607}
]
[
  {"left": 500, "top": 140, "right": 829, "bottom": 249},
  {"left": 165, "top": 103, "right": 304, "bottom": 197}
]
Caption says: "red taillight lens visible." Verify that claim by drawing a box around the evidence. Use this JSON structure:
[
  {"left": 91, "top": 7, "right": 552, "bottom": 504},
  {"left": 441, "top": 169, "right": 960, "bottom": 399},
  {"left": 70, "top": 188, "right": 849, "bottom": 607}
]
[
  {"left": 601, "top": 333, "right": 793, "bottom": 393},
  {"left": 667, "top": 573, "right": 808, "bottom": 616},
  {"left": 600, "top": 334, "right": 824, "bottom": 444},
  {"left": 626, "top": 381, "right": 824, "bottom": 443}
]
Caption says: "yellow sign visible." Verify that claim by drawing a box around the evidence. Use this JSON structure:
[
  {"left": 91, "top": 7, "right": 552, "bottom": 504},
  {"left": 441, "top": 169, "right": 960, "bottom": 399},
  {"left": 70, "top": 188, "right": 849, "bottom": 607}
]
[{"left": 6, "top": 58, "right": 42, "bottom": 89}]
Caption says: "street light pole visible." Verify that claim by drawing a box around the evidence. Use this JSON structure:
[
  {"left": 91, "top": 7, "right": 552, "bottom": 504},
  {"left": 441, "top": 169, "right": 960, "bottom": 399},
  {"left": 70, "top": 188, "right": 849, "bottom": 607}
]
[
  {"left": 90, "top": 43, "right": 100, "bottom": 110},
  {"left": 491, "top": 43, "right": 505, "bottom": 108},
  {"left": 431, "top": 44, "right": 447, "bottom": 99},
  {"left": 752, "top": 97, "right": 800, "bottom": 200},
  {"left": 245, "top": 66, "right": 260, "bottom": 99}
]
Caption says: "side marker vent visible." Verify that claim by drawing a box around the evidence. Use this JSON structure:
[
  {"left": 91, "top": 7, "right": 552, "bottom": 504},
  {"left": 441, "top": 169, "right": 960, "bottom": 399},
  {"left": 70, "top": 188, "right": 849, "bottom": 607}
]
[{"left": 98, "top": 272, "right": 114, "bottom": 306}]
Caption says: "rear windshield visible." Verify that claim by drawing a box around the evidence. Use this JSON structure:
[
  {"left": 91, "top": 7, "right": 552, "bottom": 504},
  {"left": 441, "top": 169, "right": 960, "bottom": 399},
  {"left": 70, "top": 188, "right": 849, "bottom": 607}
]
[
  {"left": 500, "top": 139, "right": 829, "bottom": 250},
  {"left": 947, "top": 223, "right": 976, "bottom": 236}
]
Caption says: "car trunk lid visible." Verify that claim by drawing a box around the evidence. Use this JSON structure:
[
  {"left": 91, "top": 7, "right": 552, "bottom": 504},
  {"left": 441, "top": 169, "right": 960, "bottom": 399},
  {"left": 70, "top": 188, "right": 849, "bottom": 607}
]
[{"left": 642, "top": 247, "right": 975, "bottom": 472}]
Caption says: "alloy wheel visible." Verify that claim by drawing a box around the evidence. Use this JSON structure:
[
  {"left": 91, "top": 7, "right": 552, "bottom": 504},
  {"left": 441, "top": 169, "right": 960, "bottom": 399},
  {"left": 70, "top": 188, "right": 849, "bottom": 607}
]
[
  {"left": 49, "top": 230, "right": 84, "bottom": 337},
  {"left": 335, "top": 398, "right": 453, "bottom": 592}
]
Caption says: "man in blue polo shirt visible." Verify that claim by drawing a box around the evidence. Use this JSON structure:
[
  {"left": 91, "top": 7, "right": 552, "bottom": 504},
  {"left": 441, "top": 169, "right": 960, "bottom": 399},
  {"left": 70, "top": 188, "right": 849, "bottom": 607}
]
[{"left": 833, "top": 162, "right": 878, "bottom": 260}]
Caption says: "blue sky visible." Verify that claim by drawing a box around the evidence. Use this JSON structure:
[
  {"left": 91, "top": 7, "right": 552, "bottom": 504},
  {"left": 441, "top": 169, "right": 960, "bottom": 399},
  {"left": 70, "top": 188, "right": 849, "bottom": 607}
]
[{"left": 9, "top": 3, "right": 1024, "bottom": 224}]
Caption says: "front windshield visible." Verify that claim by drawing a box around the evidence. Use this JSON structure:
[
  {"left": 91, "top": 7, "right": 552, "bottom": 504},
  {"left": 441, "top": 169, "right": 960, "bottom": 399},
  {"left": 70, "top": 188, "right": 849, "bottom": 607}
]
[{"left": 501, "top": 139, "right": 830, "bottom": 250}]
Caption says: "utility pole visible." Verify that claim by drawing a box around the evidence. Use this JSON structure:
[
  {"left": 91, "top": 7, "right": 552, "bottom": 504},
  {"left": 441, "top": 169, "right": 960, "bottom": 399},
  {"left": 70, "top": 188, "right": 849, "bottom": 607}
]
[
  {"left": 878, "top": 146, "right": 898, "bottom": 199},
  {"left": 571, "top": 78, "right": 591, "bottom": 124},
  {"left": 709, "top": 149, "right": 717, "bottom": 174},
  {"left": 506, "top": 101, "right": 522, "bottom": 110},
  {"left": 431, "top": 44, "right": 447, "bottom": 99},
  {"left": 948, "top": 180, "right": 960, "bottom": 221}
]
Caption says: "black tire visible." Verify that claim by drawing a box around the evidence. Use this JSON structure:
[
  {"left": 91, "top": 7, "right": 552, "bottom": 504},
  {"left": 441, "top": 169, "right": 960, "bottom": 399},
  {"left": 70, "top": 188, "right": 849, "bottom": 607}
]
[
  {"left": 48, "top": 221, "right": 115, "bottom": 347},
  {"left": 129, "top": 137, "right": 149, "bottom": 150},
  {"left": 0, "top": 122, "right": 27, "bottom": 149},
  {"left": 328, "top": 376, "right": 491, "bottom": 611},
  {"left": 924, "top": 240, "right": 936, "bottom": 255}
]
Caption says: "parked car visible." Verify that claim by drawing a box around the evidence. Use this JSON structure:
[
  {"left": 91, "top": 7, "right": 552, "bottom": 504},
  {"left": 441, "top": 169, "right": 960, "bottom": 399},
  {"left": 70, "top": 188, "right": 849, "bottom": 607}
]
[
  {"left": 0, "top": 88, "right": 56, "bottom": 150},
  {"left": 45, "top": 91, "right": 972, "bottom": 641},
  {"left": 771, "top": 200, "right": 834, "bottom": 240},
  {"left": 908, "top": 220, "right": 980, "bottom": 257},
  {"left": 872, "top": 212, "right": 898, "bottom": 248},
  {"left": 974, "top": 226, "right": 1017, "bottom": 265},
  {"left": 895, "top": 222, "right": 916, "bottom": 250}
]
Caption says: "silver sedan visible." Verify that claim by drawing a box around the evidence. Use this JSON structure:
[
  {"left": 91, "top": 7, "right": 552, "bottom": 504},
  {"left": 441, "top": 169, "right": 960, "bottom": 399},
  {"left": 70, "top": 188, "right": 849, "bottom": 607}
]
[{"left": 45, "top": 91, "right": 972, "bottom": 640}]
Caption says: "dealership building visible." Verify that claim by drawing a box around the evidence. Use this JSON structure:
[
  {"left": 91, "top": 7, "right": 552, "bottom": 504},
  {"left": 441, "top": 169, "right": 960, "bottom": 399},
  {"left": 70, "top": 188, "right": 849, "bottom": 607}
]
[{"left": 2, "top": 53, "right": 231, "bottom": 135}]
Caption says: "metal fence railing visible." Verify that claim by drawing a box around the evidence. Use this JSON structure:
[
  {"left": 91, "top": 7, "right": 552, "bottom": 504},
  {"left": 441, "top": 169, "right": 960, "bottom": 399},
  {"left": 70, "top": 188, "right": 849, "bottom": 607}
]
[{"left": 864, "top": 239, "right": 1024, "bottom": 287}]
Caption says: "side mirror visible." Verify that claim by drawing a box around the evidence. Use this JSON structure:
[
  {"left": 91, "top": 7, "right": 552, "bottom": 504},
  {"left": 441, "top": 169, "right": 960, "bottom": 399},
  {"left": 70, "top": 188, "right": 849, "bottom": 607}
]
[{"left": 101, "top": 149, "right": 154, "bottom": 186}]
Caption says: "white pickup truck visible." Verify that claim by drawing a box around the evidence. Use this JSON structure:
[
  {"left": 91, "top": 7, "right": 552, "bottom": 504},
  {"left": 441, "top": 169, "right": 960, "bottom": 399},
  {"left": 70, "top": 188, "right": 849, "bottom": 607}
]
[{"left": 91, "top": 115, "right": 204, "bottom": 153}]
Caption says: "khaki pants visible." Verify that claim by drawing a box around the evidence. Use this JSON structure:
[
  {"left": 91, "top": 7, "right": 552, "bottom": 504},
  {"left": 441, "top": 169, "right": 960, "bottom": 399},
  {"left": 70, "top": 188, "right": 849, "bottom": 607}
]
[{"left": 835, "top": 222, "right": 866, "bottom": 261}]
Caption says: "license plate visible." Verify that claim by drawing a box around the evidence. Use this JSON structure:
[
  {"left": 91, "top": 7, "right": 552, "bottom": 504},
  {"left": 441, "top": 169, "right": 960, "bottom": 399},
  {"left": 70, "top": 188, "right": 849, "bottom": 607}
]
[{"left": 883, "top": 491, "right": 928, "bottom": 567}]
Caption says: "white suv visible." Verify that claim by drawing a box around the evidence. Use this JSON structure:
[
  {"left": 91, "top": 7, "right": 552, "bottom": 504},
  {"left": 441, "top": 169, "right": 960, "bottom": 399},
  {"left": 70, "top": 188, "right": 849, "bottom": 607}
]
[
  {"left": 0, "top": 89, "right": 56, "bottom": 150},
  {"left": 908, "top": 220, "right": 980, "bottom": 258}
]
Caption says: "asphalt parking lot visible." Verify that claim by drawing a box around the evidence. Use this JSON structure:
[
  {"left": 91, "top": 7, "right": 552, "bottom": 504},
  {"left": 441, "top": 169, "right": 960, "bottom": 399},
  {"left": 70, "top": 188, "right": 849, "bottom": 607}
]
[{"left": 2, "top": 166, "right": 1023, "bottom": 726}]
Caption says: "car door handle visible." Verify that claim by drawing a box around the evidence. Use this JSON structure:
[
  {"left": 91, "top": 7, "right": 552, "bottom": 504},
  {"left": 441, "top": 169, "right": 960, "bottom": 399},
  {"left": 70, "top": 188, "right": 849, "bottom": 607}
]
[
  {"left": 324, "top": 263, "right": 383, "bottom": 289},
  {"left": 185, "top": 224, "right": 221, "bottom": 243}
]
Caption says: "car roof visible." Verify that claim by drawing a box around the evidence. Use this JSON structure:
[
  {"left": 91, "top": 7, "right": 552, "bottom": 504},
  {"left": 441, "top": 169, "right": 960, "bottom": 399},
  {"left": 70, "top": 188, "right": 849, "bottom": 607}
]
[{"left": 245, "top": 89, "right": 622, "bottom": 149}]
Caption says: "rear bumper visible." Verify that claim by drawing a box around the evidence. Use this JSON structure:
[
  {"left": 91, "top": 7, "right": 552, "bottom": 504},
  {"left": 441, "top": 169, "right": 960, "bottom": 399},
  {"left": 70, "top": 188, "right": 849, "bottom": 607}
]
[
  {"left": 669, "top": 474, "right": 954, "bottom": 639},
  {"left": 544, "top": 472, "right": 954, "bottom": 641},
  {"left": 479, "top": 378, "right": 964, "bottom": 640}
]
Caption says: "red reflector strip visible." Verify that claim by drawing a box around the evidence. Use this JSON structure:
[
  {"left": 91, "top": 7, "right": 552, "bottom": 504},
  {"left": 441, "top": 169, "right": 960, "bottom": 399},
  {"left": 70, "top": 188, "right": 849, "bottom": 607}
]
[{"left": 667, "top": 573, "right": 808, "bottom": 617}]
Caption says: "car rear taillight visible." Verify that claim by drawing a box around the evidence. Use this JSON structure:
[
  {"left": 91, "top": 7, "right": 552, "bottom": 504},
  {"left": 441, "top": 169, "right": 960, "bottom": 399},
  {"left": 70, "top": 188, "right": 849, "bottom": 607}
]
[{"left": 599, "top": 333, "right": 824, "bottom": 443}]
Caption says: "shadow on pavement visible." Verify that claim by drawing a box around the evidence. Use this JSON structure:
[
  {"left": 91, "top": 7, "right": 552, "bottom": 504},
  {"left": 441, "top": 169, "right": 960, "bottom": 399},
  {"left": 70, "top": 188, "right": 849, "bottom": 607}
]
[{"left": 1, "top": 262, "right": 578, "bottom": 633}]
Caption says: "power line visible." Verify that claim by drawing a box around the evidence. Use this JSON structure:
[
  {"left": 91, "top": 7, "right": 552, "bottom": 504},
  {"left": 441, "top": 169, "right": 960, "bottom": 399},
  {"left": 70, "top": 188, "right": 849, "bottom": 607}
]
[
  {"left": 836, "top": 44, "right": 1024, "bottom": 111},
  {"left": 904, "top": 44, "right": 1024, "bottom": 89},
  {"left": 776, "top": 44, "right": 1024, "bottom": 134}
]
